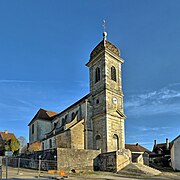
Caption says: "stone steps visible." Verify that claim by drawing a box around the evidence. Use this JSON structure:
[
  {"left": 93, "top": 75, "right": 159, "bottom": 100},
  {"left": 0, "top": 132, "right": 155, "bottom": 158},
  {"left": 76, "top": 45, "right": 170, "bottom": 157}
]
[{"left": 118, "top": 163, "right": 161, "bottom": 176}]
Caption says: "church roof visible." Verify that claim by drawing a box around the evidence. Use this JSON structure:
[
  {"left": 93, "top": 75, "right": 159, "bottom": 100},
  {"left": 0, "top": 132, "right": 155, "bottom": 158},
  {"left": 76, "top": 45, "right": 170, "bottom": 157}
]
[
  {"left": 28, "top": 108, "right": 58, "bottom": 126},
  {"left": 52, "top": 94, "right": 90, "bottom": 119},
  {"left": 90, "top": 40, "right": 120, "bottom": 59}
]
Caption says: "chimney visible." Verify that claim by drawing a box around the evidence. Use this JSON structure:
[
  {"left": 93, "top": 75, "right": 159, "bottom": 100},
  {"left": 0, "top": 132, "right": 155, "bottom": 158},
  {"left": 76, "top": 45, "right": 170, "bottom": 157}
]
[
  {"left": 4, "top": 130, "right": 8, "bottom": 134},
  {"left": 154, "top": 140, "right": 157, "bottom": 147},
  {"left": 166, "top": 138, "right": 169, "bottom": 150}
]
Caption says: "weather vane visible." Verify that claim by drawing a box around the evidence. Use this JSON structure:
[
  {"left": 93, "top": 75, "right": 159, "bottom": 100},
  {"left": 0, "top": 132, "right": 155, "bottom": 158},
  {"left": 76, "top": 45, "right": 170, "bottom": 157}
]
[{"left": 102, "top": 19, "right": 107, "bottom": 40}]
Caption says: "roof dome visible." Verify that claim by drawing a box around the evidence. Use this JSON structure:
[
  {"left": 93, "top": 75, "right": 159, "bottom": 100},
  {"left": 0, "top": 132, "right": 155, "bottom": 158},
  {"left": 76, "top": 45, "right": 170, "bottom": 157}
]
[{"left": 90, "top": 40, "right": 120, "bottom": 59}]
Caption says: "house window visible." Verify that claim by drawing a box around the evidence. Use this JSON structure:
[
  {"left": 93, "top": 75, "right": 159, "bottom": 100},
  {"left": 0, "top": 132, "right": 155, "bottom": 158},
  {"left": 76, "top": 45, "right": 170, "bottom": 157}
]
[
  {"left": 95, "top": 67, "right": 100, "bottom": 83},
  {"left": 49, "top": 139, "right": 52, "bottom": 149},
  {"left": 32, "top": 124, "right": 34, "bottom": 134},
  {"left": 111, "top": 66, "right": 116, "bottom": 82}
]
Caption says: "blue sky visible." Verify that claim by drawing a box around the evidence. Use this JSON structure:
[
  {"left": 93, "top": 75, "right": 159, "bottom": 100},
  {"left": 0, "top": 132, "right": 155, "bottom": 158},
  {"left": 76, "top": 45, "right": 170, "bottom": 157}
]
[{"left": 0, "top": 0, "right": 180, "bottom": 150}]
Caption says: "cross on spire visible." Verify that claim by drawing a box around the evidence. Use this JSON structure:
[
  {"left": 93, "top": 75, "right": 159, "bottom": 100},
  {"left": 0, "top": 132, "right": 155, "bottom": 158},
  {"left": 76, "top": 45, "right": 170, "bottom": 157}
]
[{"left": 102, "top": 19, "right": 106, "bottom": 32}]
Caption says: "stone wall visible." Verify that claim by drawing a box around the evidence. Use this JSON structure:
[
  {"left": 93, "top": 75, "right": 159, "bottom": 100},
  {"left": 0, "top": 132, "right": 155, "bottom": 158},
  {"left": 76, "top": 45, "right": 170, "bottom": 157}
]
[
  {"left": 57, "top": 148, "right": 100, "bottom": 172},
  {"left": 70, "top": 119, "right": 84, "bottom": 149},
  {"left": 95, "top": 149, "right": 131, "bottom": 172},
  {"left": 56, "top": 130, "right": 71, "bottom": 148},
  {"left": 95, "top": 151, "right": 117, "bottom": 172}
]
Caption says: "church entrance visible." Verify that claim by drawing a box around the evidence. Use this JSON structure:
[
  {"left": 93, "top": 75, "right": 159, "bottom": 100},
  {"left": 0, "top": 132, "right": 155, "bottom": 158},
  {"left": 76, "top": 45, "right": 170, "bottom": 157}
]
[{"left": 95, "top": 135, "right": 102, "bottom": 150}]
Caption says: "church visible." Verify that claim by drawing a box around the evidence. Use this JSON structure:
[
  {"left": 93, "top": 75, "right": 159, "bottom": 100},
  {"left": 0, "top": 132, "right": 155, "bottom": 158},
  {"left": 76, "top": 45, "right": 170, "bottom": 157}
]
[{"left": 28, "top": 31, "right": 127, "bottom": 156}]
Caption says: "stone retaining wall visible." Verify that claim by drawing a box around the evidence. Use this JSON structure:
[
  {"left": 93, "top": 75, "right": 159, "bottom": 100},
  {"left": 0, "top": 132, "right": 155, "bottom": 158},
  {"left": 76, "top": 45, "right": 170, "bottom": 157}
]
[{"left": 57, "top": 148, "right": 100, "bottom": 172}]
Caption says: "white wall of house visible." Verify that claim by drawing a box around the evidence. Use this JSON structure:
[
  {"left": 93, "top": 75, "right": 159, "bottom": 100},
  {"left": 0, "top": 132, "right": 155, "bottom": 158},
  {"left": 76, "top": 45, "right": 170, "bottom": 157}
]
[{"left": 171, "top": 136, "right": 180, "bottom": 171}]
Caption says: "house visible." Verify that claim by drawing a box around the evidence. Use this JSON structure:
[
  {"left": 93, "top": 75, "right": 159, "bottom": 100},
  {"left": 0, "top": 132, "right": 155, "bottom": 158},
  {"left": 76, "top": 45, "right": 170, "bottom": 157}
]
[
  {"left": 152, "top": 138, "right": 170, "bottom": 156},
  {"left": 150, "top": 138, "right": 171, "bottom": 167},
  {"left": 0, "top": 130, "right": 18, "bottom": 155},
  {"left": 125, "top": 143, "right": 151, "bottom": 165},
  {"left": 150, "top": 136, "right": 180, "bottom": 170},
  {"left": 170, "top": 135, "right": 180, "bottom": 171}
]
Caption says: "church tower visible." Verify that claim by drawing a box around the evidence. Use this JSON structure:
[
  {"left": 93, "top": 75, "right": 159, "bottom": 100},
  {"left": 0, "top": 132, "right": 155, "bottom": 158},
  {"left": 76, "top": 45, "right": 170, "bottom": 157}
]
[{"left": 86, "top": 32, "right": 126, "bottom": 153}]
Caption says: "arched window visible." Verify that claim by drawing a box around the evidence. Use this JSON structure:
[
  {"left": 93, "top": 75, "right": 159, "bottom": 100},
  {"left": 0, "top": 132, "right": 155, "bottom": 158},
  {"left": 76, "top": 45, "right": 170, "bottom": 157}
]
[
  {"left": 49, "top": 139, "right": 52, "bottom": 149},
  {"left": 54, "top": 122, "right": 57, "bottom": 128},
  {"left": 65, "top": 114, "right": 68, "bottom": 121},
  {"left": 111, "top": 66, "right": 116, "bottom": 82},
  {"left": 62, "top": 118, "right": 66, "bottom": 125},
  {"left": 95, "top": 135, "right": 102, "bottom": 150},
  {"left": 32, "top": 124, "right": 34, "bottom": 134},
  {"left": 42, "top": 142, "right": 44, "bottom": 150},
  {"left": 112, "top": 134, "right": 119, "bottom": 151},
  {"left": 71, "top": 112, "right": 75, "bottom": 120},
  {"left": 95, "top": 67, "right": 100, "bottom": 83}
]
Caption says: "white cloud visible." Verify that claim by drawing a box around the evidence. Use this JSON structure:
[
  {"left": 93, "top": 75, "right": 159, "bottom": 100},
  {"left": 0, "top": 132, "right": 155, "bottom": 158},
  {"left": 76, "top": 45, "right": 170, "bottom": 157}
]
[
  {"left": 139, "top": 127, "right": 169, "bottom": 132},
  {"left": 125, "top": 83, "right": 180, "bottom": 116}
]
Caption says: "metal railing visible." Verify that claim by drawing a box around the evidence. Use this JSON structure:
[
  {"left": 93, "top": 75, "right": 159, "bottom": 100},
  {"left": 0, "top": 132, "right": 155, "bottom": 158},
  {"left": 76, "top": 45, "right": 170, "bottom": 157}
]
[{"left": 0, "top": 157, "right": 57, "bottom": 179}]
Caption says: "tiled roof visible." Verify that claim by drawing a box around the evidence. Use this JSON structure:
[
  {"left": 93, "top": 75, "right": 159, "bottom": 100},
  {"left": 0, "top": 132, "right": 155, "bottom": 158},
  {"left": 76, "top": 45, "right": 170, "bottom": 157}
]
[
  {"left": 125, "top": 144, "right": 151, "bottom": 153},
  {"left": 28, "top": 108, "right": 58, "bottom": 126},
  {"left": 0, "top": 132, "right": 16, "bottom": 141},
  {"left": 156, "top": 143, "right": 167, "bottom": 148},
  {"left": 52, "top": 94, "right": 89, "bottom": 119}
]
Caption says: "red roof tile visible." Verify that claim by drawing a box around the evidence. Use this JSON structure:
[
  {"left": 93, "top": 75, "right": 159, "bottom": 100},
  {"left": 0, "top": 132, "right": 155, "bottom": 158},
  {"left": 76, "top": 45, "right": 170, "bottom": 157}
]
[
  {"left": 0, "top": 131, "right": 16, "bottom": 141},
  {"left": 125, "top": 144, "right": 151, "bottom": 153}
]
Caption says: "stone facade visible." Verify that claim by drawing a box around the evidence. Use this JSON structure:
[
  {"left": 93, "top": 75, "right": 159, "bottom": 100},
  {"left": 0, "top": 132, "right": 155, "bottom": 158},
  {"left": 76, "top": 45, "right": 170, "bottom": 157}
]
[
  {"left": 86, "top": 39, "right": 126, "bottom": 153},
  {"left": 28, "top": 34, "right": 126, "bottom": 154}
]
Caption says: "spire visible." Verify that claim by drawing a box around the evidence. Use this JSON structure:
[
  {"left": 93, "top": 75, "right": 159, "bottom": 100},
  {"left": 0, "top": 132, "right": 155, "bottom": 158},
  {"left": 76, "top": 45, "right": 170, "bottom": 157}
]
[{"left": 102, "top": 19, "right": 107, "bottom": 40}]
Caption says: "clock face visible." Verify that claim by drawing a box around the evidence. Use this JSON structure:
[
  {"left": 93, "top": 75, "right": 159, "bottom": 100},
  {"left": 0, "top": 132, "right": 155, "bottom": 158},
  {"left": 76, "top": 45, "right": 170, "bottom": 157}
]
[{"left": 112, "top": 97, "right": 118, "bottom": 104}]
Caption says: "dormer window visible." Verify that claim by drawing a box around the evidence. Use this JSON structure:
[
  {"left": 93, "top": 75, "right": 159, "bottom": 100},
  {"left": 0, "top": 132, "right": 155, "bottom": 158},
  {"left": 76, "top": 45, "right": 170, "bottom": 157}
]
[
  {"left": 95, "top": 67, "right": 100, "bottom": 83},
  {"left": 111, "top": 66, "right": 116, "bottom": 82}
]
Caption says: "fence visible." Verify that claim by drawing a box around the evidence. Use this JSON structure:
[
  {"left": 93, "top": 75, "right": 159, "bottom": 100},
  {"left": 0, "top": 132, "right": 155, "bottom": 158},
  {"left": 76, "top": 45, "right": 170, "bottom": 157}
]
[{"left": 0, "top": 157, "right": 57, "bottom": 179}]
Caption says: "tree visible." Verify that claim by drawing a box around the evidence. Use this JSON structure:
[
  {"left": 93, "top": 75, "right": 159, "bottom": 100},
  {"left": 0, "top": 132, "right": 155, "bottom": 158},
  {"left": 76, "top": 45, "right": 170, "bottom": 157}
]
[
  {"left": 10, "top": 138, "right": 20, "bottom": 153},
  {"left": 18, "top": 136, "right": 27, "bottom": 153},
  {"left": 3, "top": 138, "right": 20, "bottom": 154},
  {"left": 21, "top": 145, "right": 27, "bottom": 153}
]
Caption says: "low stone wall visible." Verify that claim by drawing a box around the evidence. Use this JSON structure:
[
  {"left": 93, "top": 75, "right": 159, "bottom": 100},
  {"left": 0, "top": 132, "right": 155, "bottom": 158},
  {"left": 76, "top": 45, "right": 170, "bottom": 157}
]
[
  {"left": 95, "top": 149, "right": 131, "bottom": 172},
  {"left": 57, "top": 148, "right": 100, "bottom": 172},
  {"left": 95, "top": 151, "right": 117, "bottom": 172}
]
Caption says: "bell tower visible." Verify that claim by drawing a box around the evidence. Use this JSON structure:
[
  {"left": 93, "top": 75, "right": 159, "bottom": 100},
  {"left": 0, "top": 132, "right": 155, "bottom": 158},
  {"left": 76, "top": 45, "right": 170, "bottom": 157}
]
[{"left": 86, "top": 32, "right": 126, "bottom": 153}]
